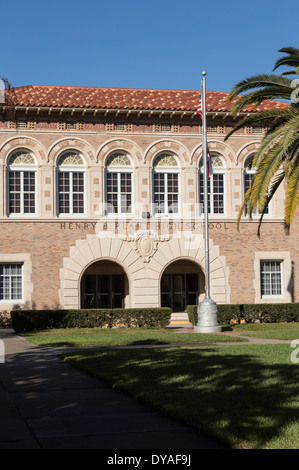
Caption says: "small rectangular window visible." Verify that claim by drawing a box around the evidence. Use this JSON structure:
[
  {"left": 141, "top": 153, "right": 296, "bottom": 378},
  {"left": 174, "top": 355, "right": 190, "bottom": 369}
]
[
  {"left": 252, "top": 126, "right": 264, "bottom": 134},
  {"left": 16, "top": 120, "right": 29, "bottom": 129},
  {"left": 207, "top": 125, "right": 218, "bottom": 133},
  {"left": 114, "top": 122, "right": 126, "bottom": 131},
  {"left": 9, "top": 120, "right": 36, "bottom": 130},
  {"left": 260, "top": 261, "right": 282, "bottom": 296},
  {"left": 65, "top": 121, "right": 77, "bottom": 130},
  {"left": 0, "top": 264, "right": 23, "bottom": 301},
  {"left": 58, "top": 121, "right": 84, "bottom": 130},
  {"left": 160, "top": 123, "right": 172, "bottom": 132}
]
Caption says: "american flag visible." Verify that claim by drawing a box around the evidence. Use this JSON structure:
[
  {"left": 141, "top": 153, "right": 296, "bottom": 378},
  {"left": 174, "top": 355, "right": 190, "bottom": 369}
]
[
  {"left": 207, "top": 147, "right": 213, "bottom": 179},
  {"left": 197, "top": 98, "right": 202, "bottom": 118},
  {"left": 197, "top": 97, "right": 213, "bottom": 179}
]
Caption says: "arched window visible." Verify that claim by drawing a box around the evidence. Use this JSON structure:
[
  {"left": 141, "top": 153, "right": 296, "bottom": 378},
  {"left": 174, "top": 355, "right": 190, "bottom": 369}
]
[
  {"left": 199, "top": 153, "right": 225, "bottom": 215},
  {"left": 7, "top": 150, "right": 37, "bottom": 215},
  {"left": 153, "top": 153, "right": 180, "bottom": 216},
  {"left": 57, "top": 151, "right": 85, "bottom": 215},
  {"left": 106, "top": 153, "right": 133, "bottom": 215},
  {"left": 244, "top": 155, "right": 269, "bottom": 215}
]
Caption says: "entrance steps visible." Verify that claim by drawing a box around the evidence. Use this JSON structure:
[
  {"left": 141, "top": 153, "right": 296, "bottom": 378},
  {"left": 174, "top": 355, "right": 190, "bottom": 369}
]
[{"left": 170, "top": 311, "right": 190, "bottom": 324}]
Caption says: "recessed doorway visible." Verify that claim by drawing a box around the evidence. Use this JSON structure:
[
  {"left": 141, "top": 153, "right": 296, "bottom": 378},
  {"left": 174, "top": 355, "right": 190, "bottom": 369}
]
[
  {"left": 81, "top": 260, "right": 128, "bottom": 309},
  {"left": 161, "top": 260, "right": 204, "bottom": 311}
]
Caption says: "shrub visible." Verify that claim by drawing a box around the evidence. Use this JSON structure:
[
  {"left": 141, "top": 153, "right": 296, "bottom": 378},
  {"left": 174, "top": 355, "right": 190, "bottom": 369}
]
[
  {"left": 10, "top": 307, "right": 172, "bottom": 333},
  {"left": 0, "top": 310, "right": 12, "bottom": 327},
  {"left": 187, "top": 303, "right": 299, "bottom": 325},
  {"left": 187, "top": 304, "right": 243, "bottom": 325}
]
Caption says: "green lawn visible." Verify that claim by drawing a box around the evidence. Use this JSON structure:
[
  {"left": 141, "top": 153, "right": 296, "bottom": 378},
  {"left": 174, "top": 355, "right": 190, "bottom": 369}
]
[
  {"left": 22, "top": 326, "right": 246, "bottom": 348},
  {"left": 22, "top": 322, "right": 299, "bottom": 348},
  {"left": 22, "top": 322, "right": 299, "bottom": 449},
  {"left": 230, "top": 322, "right": 299, "bottom": 341},
  {"left": 60, "top": 344, "right": 299, "bottom": 449}
]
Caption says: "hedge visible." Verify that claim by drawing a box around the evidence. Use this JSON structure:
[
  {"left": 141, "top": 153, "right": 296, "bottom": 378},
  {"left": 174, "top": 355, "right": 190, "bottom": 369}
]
[
  {"left": 187, "top": 303, "right": 299, "bottom": 326},
  {"left": 11, "top": 307, "right": 172, "bottom": 333}
]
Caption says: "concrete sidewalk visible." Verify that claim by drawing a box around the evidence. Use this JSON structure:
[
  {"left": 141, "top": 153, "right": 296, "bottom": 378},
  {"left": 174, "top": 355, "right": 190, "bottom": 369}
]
[{"left": 0, "top": 328, "right": 227, "bottom": 449}]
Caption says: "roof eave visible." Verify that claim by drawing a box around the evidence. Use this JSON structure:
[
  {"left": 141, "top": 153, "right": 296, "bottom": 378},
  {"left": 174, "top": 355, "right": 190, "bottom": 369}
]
[{"left": 6, "top": 106, "right": 242, "bottom": 118}]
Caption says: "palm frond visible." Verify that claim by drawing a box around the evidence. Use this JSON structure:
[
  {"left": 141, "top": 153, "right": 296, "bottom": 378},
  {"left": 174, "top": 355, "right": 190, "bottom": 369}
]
[
  {"left": 236, "top": 187, "right": 253, "bottom": 231},
  {"left": 257, "top": 171, "right": 285, "bottom": 237},
  {"left": 251, "top": 120, "right": 299, "bottom": 213},
  {"left": 228, "top": 47, "right": 299, "bottom": 233},
  {"left": 273, "top": 47, "right": 299, "bottom": 73},
  {"left": 229, "top": 86, "right": 291, "bottom": 115},
  {"left": 284, "top": 154, "right": 299, "bottom": 232},
  {"left": 228, "top": 74, "right": 292, "bottom": 100},
  {"left": 224, "top": 108, "right": 293, "bottom": 140},
  {"left": 251, "top": 146, "right": 285, "bottom": 211}
]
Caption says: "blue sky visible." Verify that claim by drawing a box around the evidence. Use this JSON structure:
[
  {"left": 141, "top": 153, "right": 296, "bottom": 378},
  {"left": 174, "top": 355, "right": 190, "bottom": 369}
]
[{"left": 1, "top": 0, "right": 298, "bottom": 93}]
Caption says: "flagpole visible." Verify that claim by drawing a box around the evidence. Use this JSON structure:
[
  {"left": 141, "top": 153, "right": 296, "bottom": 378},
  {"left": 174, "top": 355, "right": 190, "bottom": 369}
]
[
  {"left": 201, "top": 71, "right": 211, "bottom": 300},
  {"left": 194, "top": 71, "right": 221, "bottom": 334}
]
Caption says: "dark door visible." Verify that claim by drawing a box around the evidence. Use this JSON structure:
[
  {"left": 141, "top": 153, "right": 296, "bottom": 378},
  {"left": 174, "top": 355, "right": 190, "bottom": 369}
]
[
  {"left": 81, "top": 274, "right": 125, "bottom": 309},
  {"left": 161, "top": 273, "right": 199, "bottom": 311},
  {"left": 173, "top": 274, "right": 185, "bottom": 311},
  {"left": 161, "top": 274, "right": 171, "bottom": 308},
  {"left": 112, "top": 275, "right": 124, "bottom": 308},
  {"left": 161, "top": 273, "right": 199, "bottom": 312},
  {"left": 98, "top": 275, "right": 110, "bottom": 308},
  {"left": 186, "top": 274, "right": 198, "bottom": 306}
]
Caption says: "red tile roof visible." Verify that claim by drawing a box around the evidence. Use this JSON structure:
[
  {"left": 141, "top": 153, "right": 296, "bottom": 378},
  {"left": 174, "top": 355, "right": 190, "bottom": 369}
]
[{"left": 8, "top": 85, "right": 288, "bottom": 113}]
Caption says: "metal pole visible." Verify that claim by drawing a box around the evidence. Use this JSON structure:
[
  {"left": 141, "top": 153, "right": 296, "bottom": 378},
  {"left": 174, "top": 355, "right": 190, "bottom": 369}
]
[
  {"left": 201, "top": 71, "right": 210, "bottom": 299},
  {"left": 194, "top": 71, "right": 221, "bottom": 333}
]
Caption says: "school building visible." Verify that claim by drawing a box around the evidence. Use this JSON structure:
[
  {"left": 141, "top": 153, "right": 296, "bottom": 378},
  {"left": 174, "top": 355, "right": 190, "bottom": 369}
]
[{"left": 0, "top": 84, "right": 297, "bottom": 314}]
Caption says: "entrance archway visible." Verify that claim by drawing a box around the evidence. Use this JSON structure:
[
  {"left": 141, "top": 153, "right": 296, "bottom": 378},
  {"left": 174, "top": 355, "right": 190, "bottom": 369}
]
[
  {"left": 160, "top": 259, "right": 204, "bottom": 312},
  {"left": 80, "top": 260, "right": 129, "bottom": 309}
]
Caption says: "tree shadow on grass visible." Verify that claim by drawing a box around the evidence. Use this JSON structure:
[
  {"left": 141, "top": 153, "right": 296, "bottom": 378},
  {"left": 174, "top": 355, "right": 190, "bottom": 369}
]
[{"left": 62, "top": 345, "right": 299, "bottom": 449}]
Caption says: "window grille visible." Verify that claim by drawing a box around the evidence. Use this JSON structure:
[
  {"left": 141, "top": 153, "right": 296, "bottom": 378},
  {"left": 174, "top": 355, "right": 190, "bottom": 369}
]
[
  {"left": 207, "top": 125, "right": 218, "bottom": 133},
  {"left": 0, "top": 264, "right": 23, "bottom": 300},
  {"left": 106, "top": 153, "right": 133, "bottom": 215},
  {"left": 199, "top": 154, "right": 225, "bottom": 215},
  {"left": 58, "top": 121, "right": 85, "bottom": 131},
  {"left": 106, "top": 122, "right": 132, "bottom": 132},
  {"left": 9, "top": 120, "right": 36, "bottom": 130},
  {"left": 161, "top": 123, "right": 172, "bottom": 132},
  {"left": 244, "top": 155, "right": 269, "bottom": 215},
  {"left": 153, "top": 153, "right": 179, "bottom": 215},
  {"left": 260, "top": 261, "right": 282, "bottom": 296},
  {"left": 252, "top": 126, "right": 264, "bottom": 134},
  {"left": 57, "top": 152, "right": 85, "bottom": 215},
  {"left": 114, "top": 122, "right": 126, "bottom": 131},
  {"left": 8, "top": 151, "right": 36, "bottom": 215}
]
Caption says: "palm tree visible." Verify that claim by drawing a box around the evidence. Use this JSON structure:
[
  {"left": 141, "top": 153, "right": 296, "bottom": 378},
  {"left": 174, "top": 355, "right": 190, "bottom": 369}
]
[{"left": 224, "top": 47, "right": 299, "bottom": 234}]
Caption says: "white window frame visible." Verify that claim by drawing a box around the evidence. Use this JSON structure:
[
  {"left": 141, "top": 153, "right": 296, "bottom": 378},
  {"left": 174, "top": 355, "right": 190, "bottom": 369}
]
[
  {"left": 56, "top": 154, "right": 86, "bottom": 217},
  {"left": 0, "top": 263, "right": 23, "bottom": 302},
  {"left": 260, "top": 260, "right": 283, "bottom": 298},
  {"left": 244, "top": 155, "right": 271, "bottom": 218},
  {"left": 7, "top": 154, "right": 37, "bottom": 217},
  {"left": 153, "top": 155, "right": 181, "bottom": 218},
  {"left": 199, "top": 155, "right": 226, "bottom": 217},
  {"left": 0, "top": 254, "right": 33, "bottom": 308},
  {"left": 105, "top": 154, "right": 134, "bottom": 217},
  {"left": 253, "top": 252, "right": 292, "bottom": 303}
]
